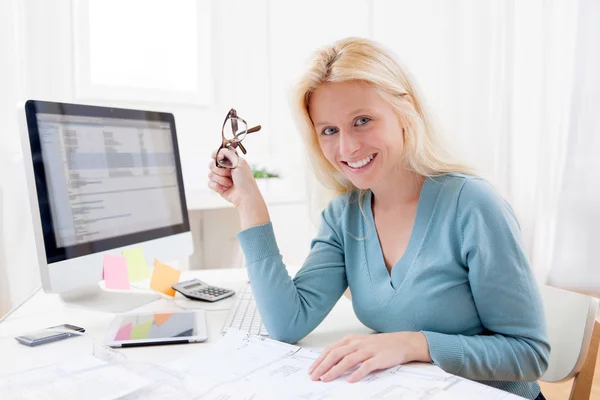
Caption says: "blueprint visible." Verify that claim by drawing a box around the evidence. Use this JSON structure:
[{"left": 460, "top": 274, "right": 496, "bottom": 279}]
[
  {"left": 0, "top": 355, "right": 150, "bottom": 399},
  {"left": 161, "top": 329, "right": 526, "bottom": 400}
]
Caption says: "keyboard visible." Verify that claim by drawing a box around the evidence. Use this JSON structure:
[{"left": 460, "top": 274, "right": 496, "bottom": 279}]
[{"left": 222, "top": 282, "right": 268, "bottom": 336}]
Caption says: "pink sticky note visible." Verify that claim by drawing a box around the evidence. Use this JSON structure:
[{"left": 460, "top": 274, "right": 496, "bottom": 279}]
[
  {"left": 103, "top": 254, "right": 130, "bottom": 290},
  {"left": 115, "top": 322, "right": 133, "bottom": 341}
]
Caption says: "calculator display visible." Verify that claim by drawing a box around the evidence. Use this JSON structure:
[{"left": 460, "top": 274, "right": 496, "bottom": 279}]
[{"left": 185, "top": 283, "right": 203, "bottom": 289}]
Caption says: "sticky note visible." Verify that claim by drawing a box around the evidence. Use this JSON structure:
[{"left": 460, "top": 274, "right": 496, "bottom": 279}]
[
  {"left": 122, "top": 247, "right": 150, "bottom": 282},
  {"left": 130, "top": 320, "right": 153, "bottom": 340},
  {"left": 103, "top": 254, "right": 130, "bottom": 290},
  {"left": 154, "top": 313, "right": 173, "bottom": 327},
  {"left": 115, "top": 323, "right": 132, "bottom": 341},
  {"left": 150, "top": 260, "right": 181, "bottom": 297}
]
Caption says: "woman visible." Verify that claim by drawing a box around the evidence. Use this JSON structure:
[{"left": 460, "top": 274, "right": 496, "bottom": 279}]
[{"left": 207, "top": 37, "right": 550, "bottom": 400}]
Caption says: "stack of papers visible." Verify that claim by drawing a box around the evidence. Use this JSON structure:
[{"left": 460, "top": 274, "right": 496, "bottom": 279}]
[
  {"left": 146, "top": 330, "right": 526, "bottom": 400},
  {"left": 0, "top": 330, "right": 526, "bottom": 399},
  {"left": 0, "top": 355, "right": 149, "bottom": 399}
]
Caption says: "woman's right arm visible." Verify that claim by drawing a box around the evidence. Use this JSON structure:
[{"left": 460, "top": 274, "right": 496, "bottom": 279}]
[{"left": 208, "top": 151, "right": 348, "bottom": 343}]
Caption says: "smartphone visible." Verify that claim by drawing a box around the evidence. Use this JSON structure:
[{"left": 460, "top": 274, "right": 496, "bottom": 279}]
[{"left": 15, "top": 324, "right": 85, "bottom": 347}]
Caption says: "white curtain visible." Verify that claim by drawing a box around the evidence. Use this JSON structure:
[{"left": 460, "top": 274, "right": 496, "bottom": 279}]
[
  {"left": 0, "top": 0, "right": 41, "bottom": 316},
  {"left": 546, "top": 0, "right": 600, "bottom": 298},
  {"left": 308, "top": 1, "right": 580, "bottom": 280}
]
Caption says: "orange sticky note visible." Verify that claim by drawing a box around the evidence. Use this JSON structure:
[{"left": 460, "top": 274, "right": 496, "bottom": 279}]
[
  {"left": 150, "top": 260, "right": 181, "bottom": 297},
  {"left": 154, "top": 312, "right": 173, "bottom": 327},
  {"left": 103, "top": 254, "right": 130, "bottom": 290}
]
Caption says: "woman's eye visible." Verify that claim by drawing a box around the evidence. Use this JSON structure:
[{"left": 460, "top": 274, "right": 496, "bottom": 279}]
[
  {"left": 355, "top": 117, "right": 371, "bottom": 126},
  {"left": 322, "top": 127, "right": 339, "bottom": 136}
]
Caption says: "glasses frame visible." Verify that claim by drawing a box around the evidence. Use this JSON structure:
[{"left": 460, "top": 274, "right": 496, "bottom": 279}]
[{"left": 216, "top": 108, "right": 261, "bottom": 169}]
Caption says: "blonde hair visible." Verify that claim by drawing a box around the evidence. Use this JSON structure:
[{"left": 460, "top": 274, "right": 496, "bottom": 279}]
[{"left": 292, "top": 37, "right": 474, "bottom": 196}]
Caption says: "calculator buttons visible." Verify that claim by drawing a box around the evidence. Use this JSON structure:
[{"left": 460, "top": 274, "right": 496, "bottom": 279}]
[{"left": 172, "top": 279, "right": 235, "bottom": 302}]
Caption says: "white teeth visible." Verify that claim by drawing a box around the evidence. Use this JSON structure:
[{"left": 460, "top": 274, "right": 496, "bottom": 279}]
[{"left": 347, "top": 154, "right": 374, "bottom": 169}]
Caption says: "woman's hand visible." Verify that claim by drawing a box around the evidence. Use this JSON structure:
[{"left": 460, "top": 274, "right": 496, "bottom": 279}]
[
  {"left": 207, "top": 148, "right": 270, "bottom": 229},
  {"left": 308, "top": 332, "right": 431, "bottom": 383}
]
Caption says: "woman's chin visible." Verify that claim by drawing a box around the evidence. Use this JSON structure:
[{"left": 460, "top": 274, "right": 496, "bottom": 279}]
[{"left": 347, "top": 177, "right": 373, "bottom": 191}]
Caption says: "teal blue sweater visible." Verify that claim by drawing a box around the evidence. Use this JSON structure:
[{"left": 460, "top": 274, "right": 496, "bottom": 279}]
[{"left": 237, "top": 174, "right": 550, "bottom": 399}]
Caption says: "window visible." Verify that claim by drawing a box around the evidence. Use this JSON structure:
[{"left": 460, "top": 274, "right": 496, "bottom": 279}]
[{"left": 73, "top": 0, "right": 211, "bottom": 105}]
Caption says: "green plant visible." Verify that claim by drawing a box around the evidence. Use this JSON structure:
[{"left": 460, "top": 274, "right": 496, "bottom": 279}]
[{"left": 251, "top": 165, "right": 280, "bottom": 179}]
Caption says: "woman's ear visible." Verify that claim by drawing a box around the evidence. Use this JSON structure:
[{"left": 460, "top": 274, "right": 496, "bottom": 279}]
[{"left": 401, "top": 93, "right": 415, "bottom": 107}]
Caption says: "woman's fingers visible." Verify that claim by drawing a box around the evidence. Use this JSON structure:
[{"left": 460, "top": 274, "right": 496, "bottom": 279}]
[
  {"left": 308, "top": 338, "right": 351, "bottom": 374},
  {"left": 320, "top": 351, "right": 367, "bottom": 382},
  {"left": 207, "top": 159, "right": 233, "bottom": 177},
  {"left": 310, "top": 344, "right": 356, "bottom": 381},
  {"left": 347, "top": 359, "right": 379, "bottom": 383},
  {"left": 208, "top": 171, "right": 232, "bottom": 188},
  {"left": 208, "top": 180, "right": 228, "bottom": 195},
  {"left": 309, "top": 335, "right": 356, "bottom": 375}
]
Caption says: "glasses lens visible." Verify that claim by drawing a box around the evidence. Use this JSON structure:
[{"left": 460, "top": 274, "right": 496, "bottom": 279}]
[
  {"left": 216, "top": 147, "right": 239, "bottom": 168},
  {"left": 223, "top": 117, "right": 247, "bottom": 142}
]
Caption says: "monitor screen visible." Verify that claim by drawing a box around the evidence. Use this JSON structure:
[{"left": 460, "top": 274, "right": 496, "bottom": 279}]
[{"left": 24, "top": 101, "right": 190, "bottom": 263}]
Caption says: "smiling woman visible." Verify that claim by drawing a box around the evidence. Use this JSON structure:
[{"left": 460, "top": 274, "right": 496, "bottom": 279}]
[{"left": 207, "top": 37, "right": 550, "bottom": 400}]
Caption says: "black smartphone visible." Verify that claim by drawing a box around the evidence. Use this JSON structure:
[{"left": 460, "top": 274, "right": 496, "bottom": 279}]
[{"left": 15, "top": 324, "right": 85, "bottom": 347}]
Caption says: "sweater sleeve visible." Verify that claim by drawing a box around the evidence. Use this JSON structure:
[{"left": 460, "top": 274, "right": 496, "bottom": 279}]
[
  {"left": 236, "top": 198, "right": 348, "bottom": 344},
  {"left": 422, "top": 178, "right": 551, "bottom": 381}
]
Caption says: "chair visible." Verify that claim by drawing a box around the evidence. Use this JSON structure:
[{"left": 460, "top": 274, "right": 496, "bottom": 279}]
[{"left": 539, "top": 283, "right": 600, "bottom": 399}]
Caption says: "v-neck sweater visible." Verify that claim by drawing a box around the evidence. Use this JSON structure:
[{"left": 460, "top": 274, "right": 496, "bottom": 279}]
[{"left": 237, "top": 174, "right": 550, "bottom": 399}]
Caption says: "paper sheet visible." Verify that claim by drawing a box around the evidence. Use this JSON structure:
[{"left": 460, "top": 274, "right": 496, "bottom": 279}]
[
  {"left": 165, "top": 329, "right": 526, "bottom": 400},
  {"left": 0, "top": 332, "right": 526, "bottom": 399},
  {"left": 0, "top": 355, "right": 149, "bottom": 400}
]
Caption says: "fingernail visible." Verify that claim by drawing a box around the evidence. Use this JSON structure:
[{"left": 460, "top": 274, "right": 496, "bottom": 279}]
[{"left": 347, "top": 376, "right": 355, "bottom": 383}]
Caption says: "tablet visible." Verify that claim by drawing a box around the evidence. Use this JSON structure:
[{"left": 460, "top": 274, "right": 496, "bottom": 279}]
[{"left": 105, "top": 310, "right": 207, "bottom": 347}]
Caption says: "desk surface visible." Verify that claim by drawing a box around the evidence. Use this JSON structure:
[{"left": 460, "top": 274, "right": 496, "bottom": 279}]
[
  {"left": 0, "top": 268, "right": 372, "bottom": 377},
  {"left": 0, "top": 268, "right": 525, "bottom": 399}
]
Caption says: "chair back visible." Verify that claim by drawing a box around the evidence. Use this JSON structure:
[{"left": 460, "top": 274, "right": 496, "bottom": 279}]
[{"left": 539, "top": 283, "right": 599, "bottom": 382}]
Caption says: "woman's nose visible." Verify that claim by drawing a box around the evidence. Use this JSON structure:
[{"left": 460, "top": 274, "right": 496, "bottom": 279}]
[{"left": 338, "top": 130, "right": 361, "bottom": 158}]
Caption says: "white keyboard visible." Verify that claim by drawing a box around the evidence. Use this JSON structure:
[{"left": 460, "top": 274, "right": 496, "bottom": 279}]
[{"left": 222, "top": 282, "right": 269, "bottom": 336}]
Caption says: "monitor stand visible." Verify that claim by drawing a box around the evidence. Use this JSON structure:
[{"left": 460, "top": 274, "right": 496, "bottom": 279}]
[{"left": 60, "top": 284, "right": 160, "bottom": 313}]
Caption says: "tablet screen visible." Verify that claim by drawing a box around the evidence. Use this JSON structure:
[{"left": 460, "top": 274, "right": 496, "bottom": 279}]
[{"left": 109, "top": 311, "right": 197, "bottom": 342}]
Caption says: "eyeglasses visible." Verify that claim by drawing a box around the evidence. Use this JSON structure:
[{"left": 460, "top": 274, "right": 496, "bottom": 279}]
[{"left": 216, "top": 108, "right": 262, "bottom": 169}]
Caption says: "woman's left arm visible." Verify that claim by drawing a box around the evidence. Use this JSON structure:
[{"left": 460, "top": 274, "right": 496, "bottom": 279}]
[{"left": 422, "top": 178, "right": 551, "bottom": 382}]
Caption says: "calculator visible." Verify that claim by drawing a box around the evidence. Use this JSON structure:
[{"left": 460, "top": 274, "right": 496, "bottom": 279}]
[{"left": 171, "top": 279, "right": 235, "bottom": 302}]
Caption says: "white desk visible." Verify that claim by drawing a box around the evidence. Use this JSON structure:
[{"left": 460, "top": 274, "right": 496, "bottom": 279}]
[
  {"left": 0, "top": 267, "right": 372, "bottom": 378},
  {"left": 0, "top": 268, "right": 526, "bottom": 399}
]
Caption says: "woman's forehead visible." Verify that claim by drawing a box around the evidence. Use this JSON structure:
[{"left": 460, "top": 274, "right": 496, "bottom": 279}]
[{"left": 309, "top": 81, "right": 387, "bottom": 119}]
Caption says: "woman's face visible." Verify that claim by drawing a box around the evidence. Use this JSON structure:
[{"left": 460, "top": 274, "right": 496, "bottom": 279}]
[{"left": 309, "top": 80, "right": 405, "bottom": 191}]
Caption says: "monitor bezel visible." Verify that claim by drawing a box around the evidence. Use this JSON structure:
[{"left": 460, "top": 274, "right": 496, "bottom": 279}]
[{"left": 23, "top": 100, "right": 191, "bottom": 264}]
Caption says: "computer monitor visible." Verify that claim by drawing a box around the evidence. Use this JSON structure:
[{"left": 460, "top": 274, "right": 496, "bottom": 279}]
[{"left": 17, "top": 100, "right": 193, "bottom": 312}]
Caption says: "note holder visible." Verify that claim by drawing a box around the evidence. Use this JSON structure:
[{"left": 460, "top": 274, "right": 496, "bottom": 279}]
[{"left": 60, "top": 283, "right": 159, "bottom": 313}]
